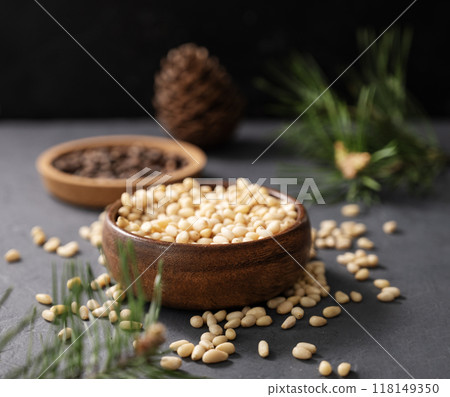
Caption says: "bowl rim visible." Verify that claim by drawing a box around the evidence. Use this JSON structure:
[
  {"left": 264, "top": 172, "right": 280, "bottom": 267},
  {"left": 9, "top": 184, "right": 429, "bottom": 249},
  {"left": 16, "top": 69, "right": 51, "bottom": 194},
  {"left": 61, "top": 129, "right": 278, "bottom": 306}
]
[
  {"left": 105, "top": 185, "right": 309, "bottom": 249},
  {"left": 36, "top": 135, "right": 207, "bottom": 188}
]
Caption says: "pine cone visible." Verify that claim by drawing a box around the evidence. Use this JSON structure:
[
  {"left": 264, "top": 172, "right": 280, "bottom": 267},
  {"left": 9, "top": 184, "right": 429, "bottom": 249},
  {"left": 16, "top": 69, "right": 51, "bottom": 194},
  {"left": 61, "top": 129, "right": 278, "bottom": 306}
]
[{"left": 153, "top": 43, "right": 244, "bottom": 147}]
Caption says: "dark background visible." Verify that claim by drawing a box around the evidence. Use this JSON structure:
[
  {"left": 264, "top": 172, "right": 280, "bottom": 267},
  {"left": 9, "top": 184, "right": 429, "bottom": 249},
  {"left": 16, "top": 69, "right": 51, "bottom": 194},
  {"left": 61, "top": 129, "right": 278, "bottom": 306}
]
[{"left": 0, "top": 0, "right": 449, "bottom": 119}]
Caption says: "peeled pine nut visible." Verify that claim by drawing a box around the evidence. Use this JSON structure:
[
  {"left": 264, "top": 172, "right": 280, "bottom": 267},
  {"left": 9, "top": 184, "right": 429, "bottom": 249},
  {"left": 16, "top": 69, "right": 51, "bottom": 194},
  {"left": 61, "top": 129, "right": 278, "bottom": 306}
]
[
  {"left": 224, "top": 318, "right": 241, "bottom": 329},
  {"left": 42, "top": 309, "right": 55, "bottom": 322},
  {"left": 347, "top": 263, "right": 360, "bottom": 274},
  {"left": 43, "top": 237, "right": 60, "bottom": 252},
  {"left": 91, "top": 273, "right": 110, "bottom": 290},
  {"left": 35, "top": 294, "right": 52, "bottom": 305},
  {"left": 216, "top": 342, "right": 235, "bottom": 355},
  {"left": 169, "top": 340, "right": 189, "bottom": 351},
  {"left": 292, "top": 345, "right": 312, "bottom": 360},
  {"left": 355, "top": 268, "right": 370, "bottom": 281},
  {"left": 297, "top": 342, "right": 317, "bottom": 354},
  {"left": 50, "top": 304, "right": 67, "bottom": 315},
  {"left": 226, "top": 311, "right": 244, "bottom": 321},
  {"left": 119, "top": 321, "right": 143, "bottom": 331},
  {"left": 4, "top": 249, "right": 21, "bottom": 263},
  {"left": 206, "top": 314, "right": 217, "bottom": 326},
  {"left": 79, "top": 226, "right": 91, "bottom": 240},
  {"left": 383, "top": 221, "right": 397, "bottom": 234},
  {"left": 374, "top": 279, "right": 390, "bottom": 289},
  {"left": 338, "top": 362, "right": 351, "bottom": 377},
  {"left": 190, "top": 315, "right": 204, "bottom": 328},
  {"left": 87, "top": 299, "right": 100, "bottom": 311},
  {"left": 79, "top": 305, "right": 89, "bottom": 320},
  {"left": 276, "top": 300, "right": 293, "bottom": 314},
  {"left": 335, "top": 291, "right": 350, "bottom": 304},
  {"left": 177, "top": 342, "right": 195, "bottom": 358},
  {"left": 92, "top": 307, "right": 109, "bottom": 318},
  {"left": 281, "top": 315, "right": 296, "bottom": 329},
  {"left": 309, "top": 316, "right": 327, "bottom": 327},
  {"left": 350, "top": 291, "right": 363, "bottom": 302},
  {"left": 202, "top": 349, "right": 228, "bottom": 364},
  {"left": 377, "top": 291, "right": 395, "bottom": 302},
  {"left": 256, "top": 315, "right": 272, "bottom": 327},
  {"left": 240, "top": 314, "right": 256, "bottom": 328},
  {"left": 56, "top": 241, "right": 79, "bottom": 258},
  {"left": 323, "top": 306, "right": 341, "bottom": 318},
  {"left": 291, "top": 307, "right": 304, "bottom": 320},
  {"left": 58, "top": 327, "right": 72, "bottom": 341},
  {"left": 67, "top": 277, "right": 81, "bottom": 290},
  {"left": 212, "top": 335, "right": 228, "bottom": 346},
  {"left": 258, "top": 340, "right": 269, "bottom": 358},
  {"left": 160, "top": 356, "right": 182, "bottom": 371},
  {"left": 357, "top": 237, "right": 374, "bottom": 250},
  {"left": 383, "top": 286, "right": 400, "bottom": 298},
  {"left": 199, "top": 340, "right": 214, "bottom": 351},
  {"left": 366, "top": 254, "right": 379, "bottom": 267},
  {"left": 241, "top": 306, "right": 251, "bottom": 315},
  {"left": 109, "top": 310, "right": 118, "bottom": 324},
  {"left": 287, "top": 295, "right": 300, "bottom": 305},
  {"left": 341, "top": 204, "right": 360, "bottom": 217},
  {"left": 200, "top": 332, "right": 214, "bottom": 341},
  {"left": 191, "top": 345, "right": 206, "bottom": 361},
  {"left": 209, "top": 324, "right": 223, "bottom": 335},
  {"left": 71, "top": 301, "right": 79, "bottom": 314},
  {"left": 267, "top": 296, "right": 285, "bottom": 309},
  {"left": 308, "top": 294, "right": 321, "bottom": 303},
  {"left": 120, "top": 309, "right": 132, "bottom": 321},
  {"left": 214, "top": 310, "right": 227, "bottom": 322},
  {"left": 225, "top": 328, "right": 236, "bottom": 340},
  {"left": 246, "top": 307, "right": 266, "bottom": 319},
  {"left": 113, "top": 290, "right": 126, "bottom": 302},
  {"left": 319, "top": 360, "right": 333, "bottom": 376},
  {"left": 300, "top": 296, "right": 316, "bottom": 308}
]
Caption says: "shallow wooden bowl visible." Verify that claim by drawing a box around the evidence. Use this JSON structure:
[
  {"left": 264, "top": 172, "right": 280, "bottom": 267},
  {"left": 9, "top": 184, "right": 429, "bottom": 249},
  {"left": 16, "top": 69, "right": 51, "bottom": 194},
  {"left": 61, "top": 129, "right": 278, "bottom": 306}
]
[
  {"left": 36, "top": 135, "right": 207, "bottom": 208},
  {"left": 102, "top": 188, "right": 311, "bottom": 310}
]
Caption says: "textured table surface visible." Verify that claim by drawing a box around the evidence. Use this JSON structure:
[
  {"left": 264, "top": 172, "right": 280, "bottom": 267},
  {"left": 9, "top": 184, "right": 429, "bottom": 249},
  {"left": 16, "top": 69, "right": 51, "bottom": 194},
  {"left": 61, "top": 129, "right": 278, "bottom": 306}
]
[{"left": 0, "top": 120, "right": 449, "bottom": 379}]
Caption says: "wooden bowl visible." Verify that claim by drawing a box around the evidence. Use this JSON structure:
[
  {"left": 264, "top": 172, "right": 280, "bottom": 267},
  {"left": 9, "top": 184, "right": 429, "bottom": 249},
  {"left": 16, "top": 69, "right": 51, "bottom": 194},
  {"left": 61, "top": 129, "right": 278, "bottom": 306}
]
[
  {"left": 102, "top": 188, "right": 311, "bottom": 310},
  {"left": 36, "top": 135, "right": 207, "bottom": 208}
]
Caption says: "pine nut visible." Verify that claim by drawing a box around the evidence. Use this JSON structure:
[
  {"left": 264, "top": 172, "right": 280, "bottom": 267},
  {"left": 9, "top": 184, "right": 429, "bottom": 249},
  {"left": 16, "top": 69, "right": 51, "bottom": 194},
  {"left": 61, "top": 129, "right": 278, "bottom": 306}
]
[
  {"left": 199, "top": 340, "right": 214, "bottom": 350},
  {"left": 300, "top": 296, "right": 317, "bottom": 308},
  {"left": 226, "top": 311, "right": 244, "bottom": 321},
  {"left": 224, "top": 318, "right": 241, "bottom": 329},
  {"left": 79, "top": 305, "right": 89, "bottom": 320},
  {"left": 212, "top": 335, "right": 228, "bottom": 346},
  {"left": 341, "top": 204, "right": 360, "bottom": 217},
  {"left": 4, "top": 249, "right": 21, "bottom": 263},
  {"left": 337, "top": 362, "right": 351, "bottom": 377},
  {"left": 169, "top": 339, "right": 189, "bottom": 351},
  {"left": 87, "top": 299, "right": 100, "bottom": 311},
  {"left": 292, "top": 346, "right": 312, "bottom": 360},
  {"left": 383, "top": 221, "right": 397, "bottom": 234},
  {"left": 287, "top": 295, "right": 300, "bottom": 305},
  {"left": 43, "top": 237, "right": 60, "bottom": 252},
  {"left": 92, "top": 307, "right": 109, "bottom": 317},
  {"left": 309, "top": 316, "right": 327, "bottom": 327},
  {"left": 57, "top": 241, "right": 79, "bottom": 258},
  {"left": 202, "top": 349, "right": 228, "bottom": 364},
  {"left": 355, "top": 268, "right": 370, "bottom": 281},
  {"left": 357, "top": 237, "right": 374, "bottom": 250},
  {"left": 109, "top": 310, "right": 118, "bottom": 324},
  {"left": 79, "top": 226, "right": 91, "bottom": 240},
  {"left": 42, "top": 309, "right": 55, "bottom": 322},
  {"left": 241, "top": 306, "right": 251, "bottom": 315},
  {"left": 335, "top": 291, "right": 350, "bottom": 304},
  {"left": 276, "top": 300, "right": 294, "bottom": 314},
  {"left": 214, "top": 310, "right": 227, "bottom": 322},
  {"left": 291, "top": 307, "right": 304, "bottom": 320},
  {"left": 177, "top": 342, "right": 194, "bottom": 357},
  {"left": 200, "top": 332, "right": 214, "bottom": 341},
  {"left": 319, "top": 360, "right": 332, "bottom": 376},
  {"left": 256, "top": 315, "right": 273, "bottom": 327},
  {"left": 383, "top": 286, "right": 401, "bottom": 298},
  {"left": 119, "top": 321, "right": 143, "bottom": 331},
  {"left": 191, "top": 345, "right": 206, "bottom": 361},
  {"left": 281, "top": 315, "right": 296, "bottom": 329},
  {"left": 241, "top": 314, "right": 256, "bottom": 327},
  {"left": 58, "top": 327, "right": 72, "bottom": 341},
  {"left": 258, "top": 340, "right": 269, "bottom": 358},
  {"left": 225, "top": 328, "right": 236, "bottom": 340},
  {"left": 377, "top": 291, "right": 395, "bottom": 302},
  {"left": 296, "top": 342, "right": 317, "bottom": 354},
  {"left": 50, "top": 304, "right": 66, "bottom": 315},
  {"left": 190, "top": 315, "right": 204, "bottom": 328},
  {"left": 35, "top": 294, "right": 52, "bottom": 305},
  {"left": 216, "top": 342, "right": 235, "bottom": 355},
  {"left": 120, "top": 308, "right": 132, "bottom": 321},
  {"left": 267, "top": 296, "right": 286, "bottom": 309},
  {"left": 33, "top": 231, "right": 46, "bottom": 246},
  {"left": 71, "top": 301, "right": 79, "bottom": 314},
  {"left": 209, "top": 324, "right": 223, "bottom": 335},
  {"left": 160, "top": 356, "right": 182, "bottom": 371},
  {"left": 366, "top": 254, "right": 379, "bottom": 267},
  {"left": 347, "top": 262, "right": 360, "bottom": 274},
  {"left": 350, "top": 291, "right": 363, "bottom": 302},
  {"left": 308, "top": 293, "right": 321, "bottom": 303},
  {"left": 374, "top": 279, "right": 390, "bottom": 289},
  {"left": 246, "top": 307, "right": 266, "bottom": 319},
  {"left": 113, "top": 290, "right": 126, "bottom": 302},
  {"left": 67, "top": 276, "right": 81, "bottom": 290},
  {"left": 206, "top": 314, "right": 217, "bottom": 326},
  {"left": 323, "top": 306, "right": 341, "bottom": 318}
]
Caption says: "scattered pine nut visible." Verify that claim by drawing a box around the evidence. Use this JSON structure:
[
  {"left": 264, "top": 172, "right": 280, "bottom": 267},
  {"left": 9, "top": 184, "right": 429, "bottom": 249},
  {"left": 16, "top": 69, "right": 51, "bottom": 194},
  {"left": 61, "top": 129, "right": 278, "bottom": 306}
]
[
  {"left": 58, "top": 327, "right": 72, "bottom": 341},
  {"left": 355, "top": 268, "right": 370, "bottom": 281},
  {"left": 226, "top": 311, "right": 244, "bottom": 321},
  {"left": 43, "top": 237, "right": 60, "bottom": 252},
  {"left": 296, "top": 342, "right": 317, "bottom": 354},
  {"left": 382, "top": 286, "right": 401, "bottom": 298},
  {"left": 377, "top": 291, "right": 395, "bottom": 302},
  {"left": 92, "top": 307, "right": 109, "bottom": 318},
  {"left": 374, "top": 279, "right": 390, "bottom": 289},
  {"left": 323, "top": 306, "right": 341, "bottom": 318},
  {"left": 4, "top": 249, "right": 21, "bottom": 263},
  {"left": 98, "top": 254, "right": 106, "bottom": 266},
  {"left": 246, "top": 307, "right": 266, "bottom": 319},
  {"left": 281, "top": 315, "right": 296, "bottom": 329},
  {"left": 357, "top": 237, "right": 374, "bottom": 250},
  {"left": 309, "top": 316, "right": 327, "bottom": 327},
  {"left": 35, "top": 294, "right": 52, "bottom": 305},
  {"left": 212, "top": 335, "right": 228, "bottom": 347},
  {"left": 347, "top": 262, "right": 360, "bottom": 274},
  {"left": 120, "top": 308, "right": 132, "bottom": 321},
  {"left": 56, "top": 241, "right": 79, "bottom": 258},
  {"left": 225, "top": 328, "right": 236, "bottom": 340},
  {"left": 169, "top": 340, "right": 189, "bottom": 351},
  {"left": 341, "top": 204, "right": 360, "bottom": 217},
  {"left": 240, "top": 314, "right": 256, "bottom": 328},
  {"left": 177, "top": 342, "right": 195, "bottom": 358},
  {"left": 71, "top": 301, "right": 79, "bottom": 314},
  {"left": 209, "top": 324, "right": 223, "bottom": 335},
  {"left": 383, "top": 221, "right": 397, "bottom": 234},
  {"left": 160, "top": 356, "right": 182, "bottom": 371},
  {"left": 258, "top": 340, "right": 269, "bottom": 358},
  {"left": 190, "top": 315, "right": 204, "bottom": 328},
  {"left": 300, "top": 296, "right": 317, "bottom": 308},
  {"left": 224, "top": 318, "right": 241, "bottom": 329},
  {"left": 292, "top": 346, "right": 312, "bottom": 360},
  {"left": 276, "top": 300, "right": 294, "bottom": 314},
  {"left": 350, "top": 291, "right": 363, "bottom": 302},
  {"left": 50, "top": 304, "right": 66, "bottom": 315},
  {"left": 79, "top": 305, "right": 89, "bottom": 320},
  {"left": 319, "top": 360, "right": 333, "bottom": 376},
  {"left": 256, "top": 315, "right": 272, "bottom": 327},
  {"left": 87, "top": 299, "right": 100, "bottom": 311},
  {"left": 241, "top": 306, "right": 251, "bottom": 315},
  {"left": 191, "top": 345, "right": 206, "bottom": 361},
  {"left": 200, "top": 332, "right": 214, "bottom": 341},
  {"left": 109, "top": 310, "right": 118, "bottom": 324},
  {"left": 216, "top": 342, "right": 235, "bottom": 355},
  {"left": 119, "top": 321, "right": 143, "bottom": 331},
  {"left": 202, "top": 349, "right": 228, "bottom": 364},
  {"left": 334, "top": 291, "right": 350, "bottom": 304},
  {"left": 267, "top": 296, "right": 285, "bottom": 309},
  {"left": 337, "top": 362, "right": 351, "bottom": 377},
  {"left": 79, "top": 226, "right": 91, "bottom": 240},
  {"left": 42, "top": 309, "right": 55, "bottom": 322},
  {"left": 67, "top": 276, "right": 81, "bottom": 290},
  {"left": 206, "top": 314, "right": 217, "bottom": 326},
  {"left": 291, "top": 307, "right": 304, "bottom": 320},
  {"left": 199, "top": 340, "right": 214, "bottom": 351},
  {"left": 214, "top": 310, "right": 227, "bottom": 322}
]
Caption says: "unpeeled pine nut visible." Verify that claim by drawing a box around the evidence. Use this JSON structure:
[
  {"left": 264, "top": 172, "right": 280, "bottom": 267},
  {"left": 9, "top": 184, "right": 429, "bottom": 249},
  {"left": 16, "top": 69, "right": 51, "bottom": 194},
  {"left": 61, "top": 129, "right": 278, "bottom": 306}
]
[
  {"left": 225, "top": 328, "right": 236, "bottom": 340},
  {"left": 355, "top": 268, "right": 370, "bottom": 281},
  {"left": 43, "top": 237, "right": 60, "bottom": 252},
  {"left": 276, "top": 300, "right": 294, "bottom": 314},
  {"left": 292, "top": 346, "right": 312, "bottom": 360},
  {"left": 319, "top": 360, "right": 332, "bottom": 376},
  {"left": 4, "top": 249, "right": 21, "bottom": 263},
  {"left": 216, "top": 342, "right": 235, "bottom": 355},
  {"left": 296, "top": 342, "right": 317, "bottom": 354},
  {"left": 35, "top": 294, "right": 52, "bottom": 305},
  {"left": 382, "top": 286, "right": 400, "bottom": 298},
  {"left": 337, "top": 362, "right": 351, "bottom": 377},
  {"left": 258, "top": 340, "right": 269, "bottom": 358},
  {"left": 58, "top": 327, "right": 72, "bottom": 341},
  {"left": 383, "top": 221, "right": 397, "bottom": 234},
  {"left": 79, "top": 305, "right": 89, "bottom": 320},
  {"left": 323, "top": 306, "right": 341, "bottom": 318},
  {"left": 335, "top": 291, "right": 350, "bottom": 304},
  {"left": 190, "top": 315, "right": 203, "bottom": 328},
  {"left": 212, "top": 335, "right": 228, "bottom": 346},
  {"left": 341, "top": 204, "right": 360, "bottom": 217},
  {"left": 224, "top": 318, "right": 241, "bottom": 329},
  {"left": 309, "top": 316, "right": 327, "bottom": 327},
  {"left": 191, "top": 345, "right": 206, "bottom": 361},
  {"left": 291, "top": 307, "right": 304, "bottom": 320},
  {"left": 374, "top": 279, "right": 390, "bottom": 289},
  {"left": 202, "top": 349, "right": 228, "bottom": 364},
  {"left": 42, "top": 309, "right": 55, "bottom": 322},
  {"left": 350, "top": 291, "right": 363, "bottom": 302},
  {"left": 256, "top": 315, "right": 272, "bottom": 327},
  {"left": 240, "top": 314, "right": 256, "bottom": 327},
  {"left": 160, "top": 356, "right": 182, "bottom": 371},
  {"left": 281, "top": 315, "right": 296, "bottom": 329},
  {"left": 67, "top": 276, "right": 81, "bottom": 290},
  {"left": 177, "top": 342, "right": 195, "bottom": 357},
  {"left": 119, "top": 321, "right": 143, "bottom": 331}
]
